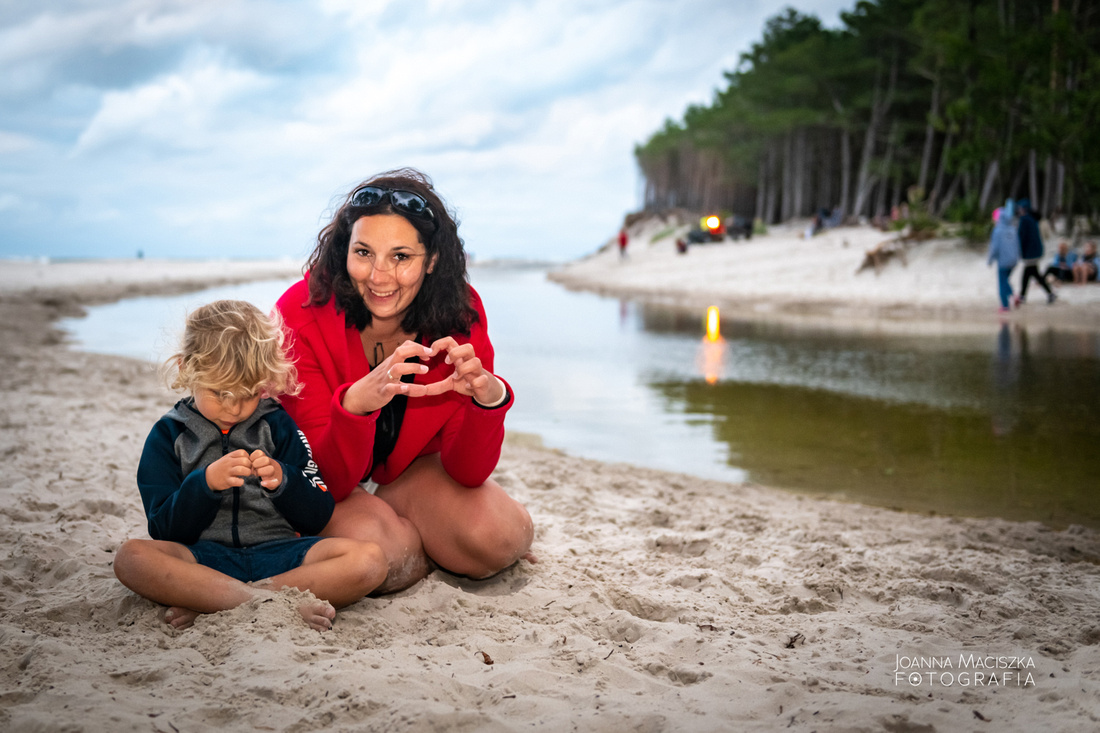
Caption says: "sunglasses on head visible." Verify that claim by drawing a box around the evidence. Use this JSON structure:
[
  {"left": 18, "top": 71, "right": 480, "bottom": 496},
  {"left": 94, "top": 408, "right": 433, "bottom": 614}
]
[{"left": 350, "top": 185, "right": 436, "bottom": 222}]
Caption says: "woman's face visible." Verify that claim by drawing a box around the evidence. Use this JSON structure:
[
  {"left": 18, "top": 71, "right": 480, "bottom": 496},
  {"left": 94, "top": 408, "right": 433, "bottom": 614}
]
[{"left": 346, "top": 214, "right": 436, "bottom": 326}]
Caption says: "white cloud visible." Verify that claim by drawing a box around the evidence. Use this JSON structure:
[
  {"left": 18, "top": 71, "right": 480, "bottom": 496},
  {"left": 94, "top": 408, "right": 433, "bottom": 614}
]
[
  {"left": 73, "top": 51, "right": 272, "bottom": 154},
  {"left": 1, "top": 0, "right": 857, "bottom": 261}
]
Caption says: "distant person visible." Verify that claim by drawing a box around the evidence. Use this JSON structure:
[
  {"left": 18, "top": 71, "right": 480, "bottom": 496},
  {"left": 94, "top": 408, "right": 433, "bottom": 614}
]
[
  {"left": 987, "top": 203, "right": 1020, "bottom": 312},
  {"left": 113, "top": 300, "right": 387, "bottom": 631},
  {"left": 618, "top": 227, "right": 629, "bottom": 258},
  {"left": 1043, "top": 241, "right": 1077, "bottom": 284},
  {"left": 1016, "top": 199, "right": 1055, "bottom": 304},
  {"left": 1073, "top": 241, "right": 1098, "bottom": 283}
]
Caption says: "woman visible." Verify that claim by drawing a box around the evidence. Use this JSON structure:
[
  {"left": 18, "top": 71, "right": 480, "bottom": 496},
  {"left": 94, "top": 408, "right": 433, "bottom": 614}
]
[{"left": 275, "top": 168, "right": 534, "bottom": 593}]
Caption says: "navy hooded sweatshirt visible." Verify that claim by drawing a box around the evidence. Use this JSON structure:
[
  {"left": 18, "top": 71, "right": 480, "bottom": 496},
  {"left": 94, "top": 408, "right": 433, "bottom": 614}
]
[{"left": 136, "top": 397, "right": 333, "bottom": 547}]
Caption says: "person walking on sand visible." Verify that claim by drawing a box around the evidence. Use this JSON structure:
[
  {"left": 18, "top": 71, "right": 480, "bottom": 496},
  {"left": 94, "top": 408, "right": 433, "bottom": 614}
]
[
  {"left": 618, "top": 227, "right": 629, "bottom": 258},
  {"left": 987, "top": 202, "right": 1020, "bottom": 313},
  {"left": 1016, "top": 199, "right": 1055, "bottom": 305},
  {"left": 275, "top": 168, "right": 534, "bottom": 595},
  {"left": 113, "top": 300, "right": 387, "bottom": 631}
]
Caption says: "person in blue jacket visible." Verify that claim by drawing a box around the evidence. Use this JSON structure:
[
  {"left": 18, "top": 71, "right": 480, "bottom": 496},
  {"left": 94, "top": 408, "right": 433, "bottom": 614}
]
[
  {"left": 113, "top": 300, "right": 386, "bottom": 631},
  {"left": 1016, "top": 199, "right": 1055, "bottom": 304},
  {"left": 987, "top": 202, "right": 1020, "bottom": 312}
]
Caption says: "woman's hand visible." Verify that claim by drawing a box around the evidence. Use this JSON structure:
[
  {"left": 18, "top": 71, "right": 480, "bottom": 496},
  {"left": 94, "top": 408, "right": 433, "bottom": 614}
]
[
  {"left": 342, "top": 341, "right": 444, "bottom": 415},
  {"left": 429, "top": 337, "right": 506, "bottom": 406}
]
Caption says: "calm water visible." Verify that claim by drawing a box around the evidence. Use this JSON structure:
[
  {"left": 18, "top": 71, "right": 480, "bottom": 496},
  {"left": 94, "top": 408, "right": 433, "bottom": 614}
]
[{"left": 63, "top": 265, "right": 1100, "bottom": 528}]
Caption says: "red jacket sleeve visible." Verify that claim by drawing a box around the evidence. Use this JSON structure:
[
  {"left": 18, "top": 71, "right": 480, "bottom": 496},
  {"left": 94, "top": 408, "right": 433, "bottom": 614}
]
[
  {"left": 438, "top": 378, "right": 513, "bottom": 487},
  {"left": 277, "top": 283, "right": 378, "bottom": 501},
  {"left": 436, "top": 292, "right": 512, "bottom": 486}
]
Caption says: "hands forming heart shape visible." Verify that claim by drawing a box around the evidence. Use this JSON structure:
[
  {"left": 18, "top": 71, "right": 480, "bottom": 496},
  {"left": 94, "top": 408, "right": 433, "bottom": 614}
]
[
  {"left": 205, "top": 449, "right": 283, "bottom": 492},
  {"left": 344, "top": 337, "right": 505, "bottom": 416}
]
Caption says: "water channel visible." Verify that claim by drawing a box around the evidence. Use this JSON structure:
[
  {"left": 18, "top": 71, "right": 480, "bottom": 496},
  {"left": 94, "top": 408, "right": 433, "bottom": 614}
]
[{"left": 62, "top": 264, "right": 1100, "bottom": 529}]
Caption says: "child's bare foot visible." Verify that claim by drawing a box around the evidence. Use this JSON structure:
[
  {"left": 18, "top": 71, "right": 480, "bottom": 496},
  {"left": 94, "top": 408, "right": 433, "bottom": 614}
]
[
  {"left": 299, "top": 599, "right": 336, "bottom": 631},
  {"left": 522, "top": 551, "right": 539, "bottom": 564},
  {"left": 164, "top": 606, "right": 200, "bottom": 629}
]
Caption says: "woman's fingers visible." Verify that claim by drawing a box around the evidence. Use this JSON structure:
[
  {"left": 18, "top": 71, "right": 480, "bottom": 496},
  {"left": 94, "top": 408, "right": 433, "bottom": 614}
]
[
  {"left": 428, "top": 336, "right": 458, "bottom": 358},
  {"left": 383, "top": 361, "right": 430, "bottom": 380},
  {"left": 394, "top": 340, "right": 435, "bottom": 361}
]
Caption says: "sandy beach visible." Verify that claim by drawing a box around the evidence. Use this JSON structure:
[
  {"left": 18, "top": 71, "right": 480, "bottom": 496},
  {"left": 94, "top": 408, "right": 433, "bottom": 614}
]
[
  {"left": 1, "top": 256, "right": 1099, "bottom": 732},
  {"left": 551, "top": 220, "right": 1100, "bottom": 335}
]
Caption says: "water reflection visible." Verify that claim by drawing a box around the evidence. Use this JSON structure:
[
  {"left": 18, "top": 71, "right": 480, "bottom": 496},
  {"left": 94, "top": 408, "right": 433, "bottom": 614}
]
[
  {"left": 697, "top": 306, "right": 726, "bottom": 384},
  {"left": 643, "top": 305, "right": 1100, "bottom": 529}
]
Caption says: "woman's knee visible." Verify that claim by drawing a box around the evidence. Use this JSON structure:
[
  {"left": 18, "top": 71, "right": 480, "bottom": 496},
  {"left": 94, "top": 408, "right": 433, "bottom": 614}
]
[{"left": 453, "top": 493, "right": 534, "bottom": 576}]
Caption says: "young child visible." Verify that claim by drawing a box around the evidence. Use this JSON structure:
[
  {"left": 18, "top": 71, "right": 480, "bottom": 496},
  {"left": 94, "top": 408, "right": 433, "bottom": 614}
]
[{"left": 114, "top": 300, "right": 387, "bottom": 631}]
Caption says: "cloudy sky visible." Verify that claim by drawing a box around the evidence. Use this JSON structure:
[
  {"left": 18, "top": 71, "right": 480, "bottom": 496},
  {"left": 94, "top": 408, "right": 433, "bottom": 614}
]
[{"left": 1, "top": 0, "right": 852, "bottom": 263}]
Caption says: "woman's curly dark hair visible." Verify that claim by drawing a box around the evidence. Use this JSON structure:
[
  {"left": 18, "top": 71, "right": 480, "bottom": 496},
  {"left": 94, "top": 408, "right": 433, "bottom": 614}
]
[{"left": 303, "top": 168, "right": 477, "bottom": 339}]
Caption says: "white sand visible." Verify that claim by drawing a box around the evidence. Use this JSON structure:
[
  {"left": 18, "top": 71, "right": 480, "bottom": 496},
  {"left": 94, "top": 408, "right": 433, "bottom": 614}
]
[
  {"left": 1, "top": 258, "right": 1098, "bottom": 732},
  {"left": 551, "top": 221, "right": 1100, "bottom": 334}
]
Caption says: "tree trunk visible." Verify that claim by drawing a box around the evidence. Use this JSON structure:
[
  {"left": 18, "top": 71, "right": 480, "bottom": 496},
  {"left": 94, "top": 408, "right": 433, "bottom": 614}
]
[
  {"left": 978, "top": 160, "right": 1000, "bottom": 212},
  {"left": 755, "top": 156, "right": 767, "bottom": 221},
  {"left": 765, "top": 143, "right": 780, "bottom": 224},
  {"left": 938, "top": 173, "right": 962, "bottom": 215},
  {"left": 792, "top": 128, "right": 806, "bottom": 218},
  {"left": 1053, "top": 160, "right": 1065, "bottom": 215},
  {"left": 1042, "top": 154, "right": 1054, "bottom": 218},
  {"left": 1028, "top": 149, "right": 1039, "bottom": 206},
  {"left": 876, "top": 120, "right": 898, "bottom": 217},
  {"left": 839, "top": 128, "right": 852, "bottom": 218},
  {"left": 917, "top": 77, "right": 940, "bottom": 194},
  {"left": 1009, "top": 160, "right": 1027, "bottom": 199},
  {"left": 781, "top": 132, "right": 794, "bottom": 221},
  {"left": 853, "top": 53, "right": 898, "bottom": 218},
  {"left": 929, "top": 131, "right": 953, "bottom": 212}
]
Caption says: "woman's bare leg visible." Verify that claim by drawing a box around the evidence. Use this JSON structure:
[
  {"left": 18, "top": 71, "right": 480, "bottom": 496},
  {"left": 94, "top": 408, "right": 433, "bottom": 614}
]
[
  {"left": 321, "top": 486, "right": 433, "bottom": 593},
  {"left": 375, "top": 454, "right": 535, "bottom": 579}
]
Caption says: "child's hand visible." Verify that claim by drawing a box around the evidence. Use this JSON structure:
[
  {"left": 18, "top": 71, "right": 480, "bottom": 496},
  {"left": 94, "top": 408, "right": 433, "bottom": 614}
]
[
  {"left": 205, "top": 449, "right": 252, "bottom": 491},
  {"left": 249, "top": 450, "right": 283, "bottom": 491}
]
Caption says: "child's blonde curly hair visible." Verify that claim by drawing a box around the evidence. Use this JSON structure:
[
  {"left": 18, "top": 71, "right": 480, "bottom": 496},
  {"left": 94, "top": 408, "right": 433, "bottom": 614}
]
[{"left": 165, "top": 299, "right": 299, "bottom": 402}]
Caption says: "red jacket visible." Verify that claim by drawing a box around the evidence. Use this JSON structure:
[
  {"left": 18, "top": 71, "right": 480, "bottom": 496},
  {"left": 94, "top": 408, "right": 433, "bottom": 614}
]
[{"left": 275, "top": 278, "right": 512, "bottom": 501}]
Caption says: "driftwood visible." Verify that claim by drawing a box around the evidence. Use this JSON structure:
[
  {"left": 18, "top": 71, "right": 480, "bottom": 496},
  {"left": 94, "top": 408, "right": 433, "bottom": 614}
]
[
  {"left": 856, "top": 227, "right": 937, "bottom": 274},
  {"left": 857, "top": 237, "right": 908, "bottom": 274}
]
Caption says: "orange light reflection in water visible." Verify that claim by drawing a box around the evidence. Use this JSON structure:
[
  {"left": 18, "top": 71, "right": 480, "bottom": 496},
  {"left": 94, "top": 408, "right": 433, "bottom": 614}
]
[{"left": 698, "top": 306, "right": 726, "bottom": 384}]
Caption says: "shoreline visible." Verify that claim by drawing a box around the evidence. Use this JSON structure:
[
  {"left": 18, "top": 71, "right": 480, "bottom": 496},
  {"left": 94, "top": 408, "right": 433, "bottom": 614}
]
[
  {"left": 1, "top": 259, "right": 1098, "bottom": 731},
  {"left": 550, "top": 221, "right": 1100, "bottom": 336}
]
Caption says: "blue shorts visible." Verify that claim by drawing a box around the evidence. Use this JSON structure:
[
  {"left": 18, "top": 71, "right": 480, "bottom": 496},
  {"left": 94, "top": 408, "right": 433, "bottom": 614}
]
[{"left": 187, "top": 536, "right": 326, "bottom": 583}]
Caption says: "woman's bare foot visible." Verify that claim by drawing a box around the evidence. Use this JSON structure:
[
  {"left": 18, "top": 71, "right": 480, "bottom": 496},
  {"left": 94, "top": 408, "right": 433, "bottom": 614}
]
[
  {"left": 164, "top": 606, "right": 200, "bottom": 630},
  {"left": 299, "top": 599, "right": 336, "bottom": 631}
]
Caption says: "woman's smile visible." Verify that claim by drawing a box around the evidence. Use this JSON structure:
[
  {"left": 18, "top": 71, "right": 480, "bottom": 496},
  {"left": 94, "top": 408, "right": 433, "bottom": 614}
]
[{"left": 346, "top": 214, "right": 435, "bottom": 323}]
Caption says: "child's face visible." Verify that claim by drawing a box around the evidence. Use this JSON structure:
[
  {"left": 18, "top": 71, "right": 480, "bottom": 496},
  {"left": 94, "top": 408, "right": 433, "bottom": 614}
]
[{"left": 193, "top": 388, "right": 261, "bottom": 432}]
